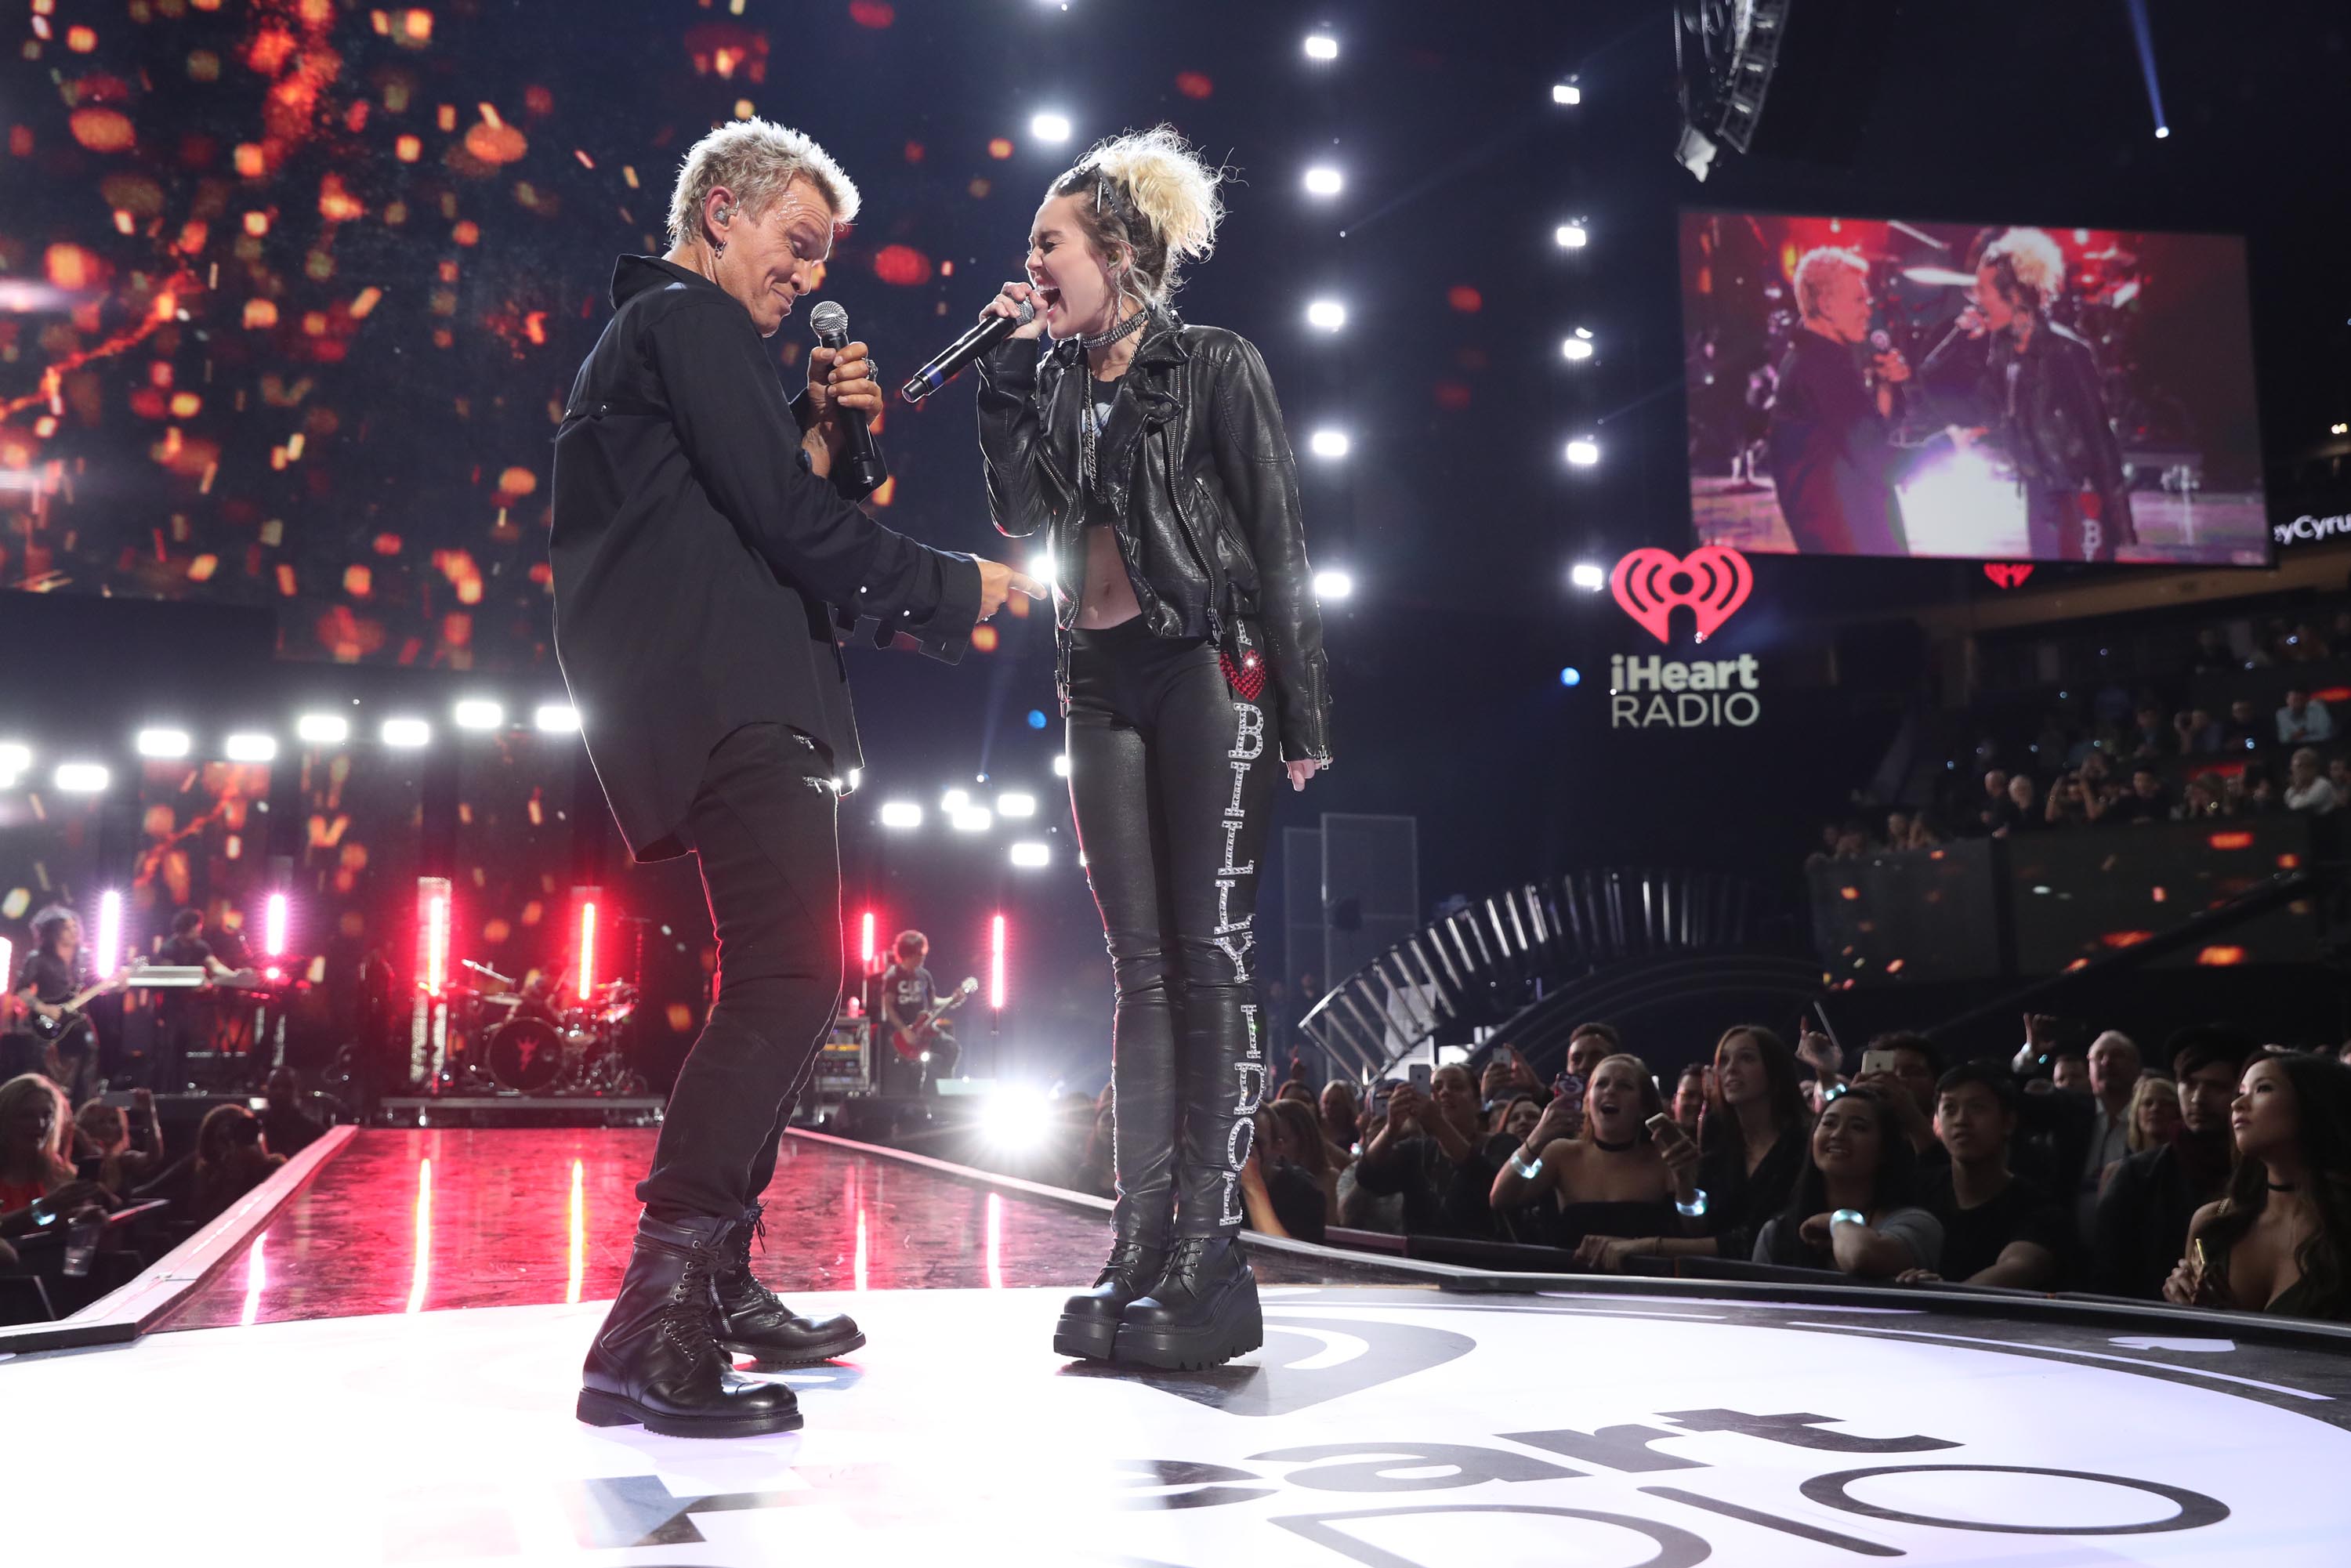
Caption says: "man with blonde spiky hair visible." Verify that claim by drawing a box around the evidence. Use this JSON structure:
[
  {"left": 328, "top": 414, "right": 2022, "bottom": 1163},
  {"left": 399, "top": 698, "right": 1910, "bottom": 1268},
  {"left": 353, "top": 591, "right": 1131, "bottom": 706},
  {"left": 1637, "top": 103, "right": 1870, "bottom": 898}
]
[
  {"left": 1918, "top": 226, "right": 2135, "bottom": 561},
  {"left": 555, "top": 118, "right": 1042, "bottom": 1439},
  {"left": 1764, "top": 245, "right": 1911, "bottom": 555}
]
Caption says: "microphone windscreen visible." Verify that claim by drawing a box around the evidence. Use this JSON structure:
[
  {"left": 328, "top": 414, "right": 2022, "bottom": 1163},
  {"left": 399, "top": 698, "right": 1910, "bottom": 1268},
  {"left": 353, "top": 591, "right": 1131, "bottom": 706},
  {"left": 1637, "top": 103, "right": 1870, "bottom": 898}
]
[
  {"left": 1869, "top": 329, "right": 1891, "bottom": 352},
  {"left": 808, "top": 300, "right": 850, "bottom": 339}
]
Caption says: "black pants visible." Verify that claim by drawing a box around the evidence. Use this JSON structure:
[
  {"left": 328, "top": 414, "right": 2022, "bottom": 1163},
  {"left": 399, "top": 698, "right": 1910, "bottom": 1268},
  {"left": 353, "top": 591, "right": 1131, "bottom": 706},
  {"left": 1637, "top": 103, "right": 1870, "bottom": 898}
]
[
  {"left": 637, "top": 723, "right": 842, "bottom": 1222},
  {"left": 1067, "top": 619, "right": 1279, "bottom": 1239}
]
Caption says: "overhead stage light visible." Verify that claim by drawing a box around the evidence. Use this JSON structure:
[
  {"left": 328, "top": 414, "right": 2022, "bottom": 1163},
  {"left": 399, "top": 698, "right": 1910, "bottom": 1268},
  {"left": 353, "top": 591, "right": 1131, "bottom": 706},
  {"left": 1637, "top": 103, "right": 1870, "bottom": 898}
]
[
  {"left": 453, "top": 699, "right": 504, "bottom": 731},
  {"left": 534, "top": 704, "right": 580, "bottom": 733},
  {"left": 1566, "top": 438, "right": 1600, "bottom": 467},
  {"left": 1553, "top": 82, "right": 1581, "bottom": 106},
  {"left": 1309, "top": 429, "right": 1350, "bottom": 459},
  {"left": 1302, "top": 165, "right": 1343, "bottom": 197},
  {"left": 1009, "top": 842, "right": 1052, "bottom": 869},
  {"left": 1555, "top": 223, "right": 1588, "bottom": 249},
  {"left": 997, "top": 792, "right": 1038, "bottom": 818},
  {"left": 297, "top": 713, "right": 350, "bottom": 745},
  {"left": 1562, "top": 335, "right": 1594, "bottom": 361},
  {"left": 1303, "top": 33, "right": 1338, "bottom": 61},
  {"left": 1031, "top": 112, "right": 1072, "bottom": 143},
  {"left": 878, "top": 802, "right": 924, "bottom": 829},
  {"left": 1306, "top": 299, "right": 1347, "bottom": 331},
  {"left": 1570, "top": 563, "right": 1606, "bottom": 591},
  {"left": 382, "top": 718, "right": 431, "bottom": 748},
  {"left": 136, "top": 728, "right": 191, "bottom": 759},
  {"left": 1313, "top": 569, "right": 1355, "bottom": 600},
  {"left": 225, "top": 733, "right": 278, "bottom": 762},
  {"left": 56, "top": 762, "right": 110, "bottom": 794}
]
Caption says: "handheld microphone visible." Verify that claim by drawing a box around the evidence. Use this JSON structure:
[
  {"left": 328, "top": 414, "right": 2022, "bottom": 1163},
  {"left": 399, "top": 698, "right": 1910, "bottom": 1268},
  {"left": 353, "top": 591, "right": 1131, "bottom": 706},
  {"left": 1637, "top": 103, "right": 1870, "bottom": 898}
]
[
  {"left": 900, "top": 297, "right": 1036, "bottom": 404},
  {"left": 807, "top": 300, "right": 888, "bottom": 495}
]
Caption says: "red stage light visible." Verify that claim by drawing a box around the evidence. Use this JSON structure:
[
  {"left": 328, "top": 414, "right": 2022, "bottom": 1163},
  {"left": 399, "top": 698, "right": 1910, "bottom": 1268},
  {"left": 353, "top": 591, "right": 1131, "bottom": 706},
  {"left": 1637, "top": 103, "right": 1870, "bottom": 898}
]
[
  {"left": 417, "top": 877, "right": 451, "bottom": 996},
  {"left": 990, "top": 914, "right": 1007, "bottom": 1010},
  {"left": 2207, "top": 831, "right": 2254, "bottom": 851},
  {"left": 264, "top": 891, "right": 288, "bottom": 958},
  {"left": 2197, "top": 945, "right": 2248, "bottom": 966},
  {"left": 577, "top": 896, "right": 598, "bottom": 998},
  {"left": 860, "top": 910, "right": 877, "bottom": 971}
]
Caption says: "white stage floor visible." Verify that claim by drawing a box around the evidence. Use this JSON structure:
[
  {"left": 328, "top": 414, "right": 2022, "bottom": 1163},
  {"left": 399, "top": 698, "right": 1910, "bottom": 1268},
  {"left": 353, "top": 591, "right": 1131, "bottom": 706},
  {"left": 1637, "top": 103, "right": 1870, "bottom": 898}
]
[{"left": 10, "top": 1284, "right": 2351, "bottom": 1565}]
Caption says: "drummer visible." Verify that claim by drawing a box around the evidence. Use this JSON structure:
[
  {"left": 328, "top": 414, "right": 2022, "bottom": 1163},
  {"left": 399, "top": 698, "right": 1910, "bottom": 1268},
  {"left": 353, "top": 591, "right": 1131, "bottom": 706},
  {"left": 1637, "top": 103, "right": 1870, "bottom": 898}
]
[{"left": 516, "top": 970, "right": 563, "bottom": 1026}]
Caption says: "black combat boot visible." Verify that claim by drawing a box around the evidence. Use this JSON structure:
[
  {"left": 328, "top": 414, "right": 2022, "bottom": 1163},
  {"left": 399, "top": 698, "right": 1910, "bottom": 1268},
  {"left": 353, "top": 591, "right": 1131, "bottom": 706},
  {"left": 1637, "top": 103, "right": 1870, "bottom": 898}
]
[
  {"left": 1113, "top": 1233, "right": 1262, "bottom": 1370},
  {"left": 1053, "top": 1215, "right": 1171, "bottom": 1362},
  {"left": 578, "top": 1211, "right": 802, "bottom": 1439},
  {"left": 712, "top": 1201, "right": 866, "bottom": 1366}
]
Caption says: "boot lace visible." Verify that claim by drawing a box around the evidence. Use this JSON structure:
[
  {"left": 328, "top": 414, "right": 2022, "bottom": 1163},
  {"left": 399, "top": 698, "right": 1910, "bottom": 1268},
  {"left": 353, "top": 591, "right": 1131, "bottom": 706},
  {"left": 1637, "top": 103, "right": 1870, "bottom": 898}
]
[
  {"left": 728, "top": 1202, "right": 787, "bottom": 1311},
  {"left": 658, "top": 1249, "right": 721, "bottom": 1353}
]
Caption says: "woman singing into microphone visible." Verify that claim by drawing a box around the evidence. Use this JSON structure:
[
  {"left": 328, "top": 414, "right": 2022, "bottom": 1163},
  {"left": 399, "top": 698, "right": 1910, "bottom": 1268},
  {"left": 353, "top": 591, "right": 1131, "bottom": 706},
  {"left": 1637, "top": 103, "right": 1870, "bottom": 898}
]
[{"left": 976, "top": 126, "right": 1335, "bottom": 1369}]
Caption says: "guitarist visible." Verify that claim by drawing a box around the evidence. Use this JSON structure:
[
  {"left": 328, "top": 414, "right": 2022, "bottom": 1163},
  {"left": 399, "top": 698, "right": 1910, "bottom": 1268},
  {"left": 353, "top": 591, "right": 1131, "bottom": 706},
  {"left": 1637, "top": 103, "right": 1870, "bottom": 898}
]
[
  {"left": 11, "top": 906, "right": 102, "bottom": 1103},
  {"left": 878, "top": 930, "right": 958, "bottom": 1094}
]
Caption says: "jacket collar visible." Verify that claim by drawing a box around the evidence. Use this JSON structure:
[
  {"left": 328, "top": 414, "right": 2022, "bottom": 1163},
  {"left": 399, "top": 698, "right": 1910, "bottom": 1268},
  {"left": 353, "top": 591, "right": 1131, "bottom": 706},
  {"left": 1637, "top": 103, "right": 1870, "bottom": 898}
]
[{"left": 612, "top": 253, "right": 721, "bottom": 310}]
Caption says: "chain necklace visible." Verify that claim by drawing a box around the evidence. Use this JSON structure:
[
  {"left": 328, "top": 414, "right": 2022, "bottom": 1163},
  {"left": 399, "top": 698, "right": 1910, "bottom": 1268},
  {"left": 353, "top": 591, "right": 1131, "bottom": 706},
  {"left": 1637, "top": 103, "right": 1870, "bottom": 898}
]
[{"left": 1076, "top": 310, "right": 1149, "bottom": 498}]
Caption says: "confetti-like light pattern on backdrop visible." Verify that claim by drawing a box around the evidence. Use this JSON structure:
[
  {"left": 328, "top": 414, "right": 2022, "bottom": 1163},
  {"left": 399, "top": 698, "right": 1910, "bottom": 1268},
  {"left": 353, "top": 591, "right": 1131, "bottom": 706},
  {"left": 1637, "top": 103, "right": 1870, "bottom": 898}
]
[{"left": 1, "top": 0, "right": 1101, "bottom": 671}]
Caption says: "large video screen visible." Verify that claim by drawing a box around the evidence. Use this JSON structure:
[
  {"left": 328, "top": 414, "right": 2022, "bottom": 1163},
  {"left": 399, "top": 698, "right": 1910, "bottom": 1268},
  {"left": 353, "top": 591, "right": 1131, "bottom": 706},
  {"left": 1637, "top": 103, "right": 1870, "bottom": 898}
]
[{"left": 1679, "top": 211, "right": 2267, "bottom": 566}]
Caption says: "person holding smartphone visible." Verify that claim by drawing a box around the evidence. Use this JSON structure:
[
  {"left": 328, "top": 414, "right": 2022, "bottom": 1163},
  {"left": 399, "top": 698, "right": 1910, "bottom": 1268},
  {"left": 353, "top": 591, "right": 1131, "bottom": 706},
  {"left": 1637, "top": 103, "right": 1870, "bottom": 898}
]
[
  {"left": 1493, "top": 1054, "right": 1699, "bottom": 1251},
  {"left": 1755, "top": 1085, "right": 1944, "bottom": 1278},
  {"left": 1574, "top": 1026, "right": 1813, "bottom": 1273},
  {"left": 1352, "top": 1065, "right": 1497, "bottom": 1240}
]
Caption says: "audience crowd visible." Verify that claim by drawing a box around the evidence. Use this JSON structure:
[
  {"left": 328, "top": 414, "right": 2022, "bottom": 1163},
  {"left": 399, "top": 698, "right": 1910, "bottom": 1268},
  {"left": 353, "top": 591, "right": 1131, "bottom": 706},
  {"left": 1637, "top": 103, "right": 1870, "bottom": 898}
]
[
  {"left": 1810, "top": 607, "right": 2351, "bottom": 868},
  {"left": 1154, "top": 1012, "right": 2351, "bottom": 1324}
]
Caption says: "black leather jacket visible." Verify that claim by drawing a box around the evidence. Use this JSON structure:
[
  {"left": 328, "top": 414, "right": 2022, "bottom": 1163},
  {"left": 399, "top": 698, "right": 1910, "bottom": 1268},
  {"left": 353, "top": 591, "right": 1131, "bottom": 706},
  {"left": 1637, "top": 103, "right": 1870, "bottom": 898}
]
[
  {"left": 975, "top": 308, "right": 1334, "bottom": 763},
  {"left": 1918, "top": 317, "right": 2135, "bottom": 541}
]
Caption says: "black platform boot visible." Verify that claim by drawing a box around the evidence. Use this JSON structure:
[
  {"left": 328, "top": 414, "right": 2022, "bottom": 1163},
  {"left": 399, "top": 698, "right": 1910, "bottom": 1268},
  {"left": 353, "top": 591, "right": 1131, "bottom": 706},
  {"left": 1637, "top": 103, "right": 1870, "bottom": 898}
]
[
  {"left": 1114, "top": 959, "right": 1267, "bottom": 1370},
  {"left": 578, "top": 1212, "right": 802, "bottom": 1439},
  {"left": 1113, "top": 1233, "right": 1262, "bottom": 1370},
  {"left": 1053, "top": 1216, "right": 1169, "bottom": 1362},
  {"left": 712, "top": 1201, "right": 866, "bottom": 1366}
]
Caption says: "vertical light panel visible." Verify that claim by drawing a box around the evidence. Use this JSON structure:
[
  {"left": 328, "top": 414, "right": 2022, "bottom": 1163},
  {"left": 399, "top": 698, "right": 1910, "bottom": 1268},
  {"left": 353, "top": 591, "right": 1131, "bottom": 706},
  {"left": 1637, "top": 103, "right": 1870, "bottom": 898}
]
[
  {"left": 989, "top": 914, "right": 1007, "bottom": 1010},
  {"left": 575, "top": 890, "right": 600, "bottom": 998},
  {"left": 263, "top": 892, "right": 289, "bottom": 958},
  {"left": 0, "top": 938, "right": 10, "bottom": 1001},
  {"left": 94, "top": 889, "right": 122, "bottom": 980},
  {"left": 860, "top": 910, "right": 876, "bottom": 971},
  {"left": 416, "top": 876, "right": 451, "bottom": 997}
]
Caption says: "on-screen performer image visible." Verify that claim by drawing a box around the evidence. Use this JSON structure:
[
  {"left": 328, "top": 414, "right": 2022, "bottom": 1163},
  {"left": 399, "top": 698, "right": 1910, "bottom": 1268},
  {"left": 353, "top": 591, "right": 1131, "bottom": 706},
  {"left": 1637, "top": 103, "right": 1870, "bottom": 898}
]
[{"left": 1680, "top": 210, "right": 2269, "bottom": 565}]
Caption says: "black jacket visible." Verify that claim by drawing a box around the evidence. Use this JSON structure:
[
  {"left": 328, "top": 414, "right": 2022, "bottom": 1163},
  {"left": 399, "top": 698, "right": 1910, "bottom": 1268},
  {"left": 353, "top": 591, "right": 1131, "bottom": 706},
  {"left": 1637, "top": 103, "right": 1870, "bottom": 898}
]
[
  {"left": 1765, "top": 329, "right": 1910, "bottom": 557},
  {"left": 1918, "top": 317, "right": 2135, "bottom": 541},
  {"left": 974, "top": 310, "right": 1333, "bottom": 762},
  {"left": 552, "top": 257, "right": 981, "bottom": 860}
]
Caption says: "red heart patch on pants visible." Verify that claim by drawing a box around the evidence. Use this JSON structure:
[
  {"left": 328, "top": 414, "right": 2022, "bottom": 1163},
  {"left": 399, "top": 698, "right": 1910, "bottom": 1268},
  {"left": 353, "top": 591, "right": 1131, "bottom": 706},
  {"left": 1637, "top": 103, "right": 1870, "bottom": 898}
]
[{"left": 1221, "top": 650, "right": 1266, "bottom": 702}]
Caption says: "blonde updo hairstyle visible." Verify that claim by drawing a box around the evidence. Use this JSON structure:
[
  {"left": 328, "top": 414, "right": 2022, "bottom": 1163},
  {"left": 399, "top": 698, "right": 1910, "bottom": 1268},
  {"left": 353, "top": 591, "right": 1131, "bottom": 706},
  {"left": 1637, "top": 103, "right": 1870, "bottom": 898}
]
[{"left": 1049, "top": 125, "right": 1226, "bottom": 318}]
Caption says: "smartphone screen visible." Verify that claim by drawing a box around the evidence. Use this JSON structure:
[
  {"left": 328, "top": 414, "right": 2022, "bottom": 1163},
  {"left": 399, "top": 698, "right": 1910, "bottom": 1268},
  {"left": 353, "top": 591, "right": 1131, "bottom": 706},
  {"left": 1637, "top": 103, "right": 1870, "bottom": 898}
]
[{"left": 1860, "top": 1048, "right": 1897, "bottom": 1078}]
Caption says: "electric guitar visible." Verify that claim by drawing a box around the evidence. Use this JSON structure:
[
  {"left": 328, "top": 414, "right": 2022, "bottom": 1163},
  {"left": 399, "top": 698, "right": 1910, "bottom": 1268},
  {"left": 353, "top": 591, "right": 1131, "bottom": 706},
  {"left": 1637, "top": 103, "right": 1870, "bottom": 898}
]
[
  {"left": 889, "top": 976, "right": 978, "bottom": 1060},
  {"left": 26, "top": 965, "right": 136, "bottom": 1040}
]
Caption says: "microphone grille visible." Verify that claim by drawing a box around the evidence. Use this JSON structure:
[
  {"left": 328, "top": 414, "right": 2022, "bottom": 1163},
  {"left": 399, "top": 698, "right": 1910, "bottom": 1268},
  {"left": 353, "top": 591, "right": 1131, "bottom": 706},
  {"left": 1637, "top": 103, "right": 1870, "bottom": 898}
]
[
  {"left": 808, "top": 299, "right": 849, "bottom": 337},
  {"left": 1869, "top": 329, "right": 1891, "bottom": 352}
]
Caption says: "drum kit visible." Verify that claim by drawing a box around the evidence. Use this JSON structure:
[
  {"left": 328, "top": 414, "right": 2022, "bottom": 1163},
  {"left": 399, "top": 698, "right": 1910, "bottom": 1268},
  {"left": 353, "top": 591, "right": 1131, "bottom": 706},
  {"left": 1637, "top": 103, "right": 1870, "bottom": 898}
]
[{"left": 443, "top": 959, "right": 646, "bottom": 1095}]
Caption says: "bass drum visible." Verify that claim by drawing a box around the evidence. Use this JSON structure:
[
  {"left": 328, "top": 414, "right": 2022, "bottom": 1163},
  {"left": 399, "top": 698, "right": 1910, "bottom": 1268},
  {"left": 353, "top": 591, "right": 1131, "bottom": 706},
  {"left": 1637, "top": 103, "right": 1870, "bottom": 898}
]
[{"left": 487, "top": 1016, "right": 564, "bottom": 1093}]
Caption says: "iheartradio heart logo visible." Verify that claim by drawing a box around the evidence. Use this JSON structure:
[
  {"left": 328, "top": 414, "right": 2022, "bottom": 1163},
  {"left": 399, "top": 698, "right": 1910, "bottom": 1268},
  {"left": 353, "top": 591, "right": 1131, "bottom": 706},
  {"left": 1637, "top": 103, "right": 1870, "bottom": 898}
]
[
  {"left": 1610, "top": 547, "right": 1753, "bottom": 645},
  {"left": 1984, "top": 563, "right": 2035, "bottom": 589}
]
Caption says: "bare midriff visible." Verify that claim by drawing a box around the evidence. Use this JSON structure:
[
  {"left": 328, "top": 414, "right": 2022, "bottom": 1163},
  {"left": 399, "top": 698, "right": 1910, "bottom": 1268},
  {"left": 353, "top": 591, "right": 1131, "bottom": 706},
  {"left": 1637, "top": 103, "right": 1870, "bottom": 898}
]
[{"left": 1074, "top": 522, "right": 1143, "bottom": 629}]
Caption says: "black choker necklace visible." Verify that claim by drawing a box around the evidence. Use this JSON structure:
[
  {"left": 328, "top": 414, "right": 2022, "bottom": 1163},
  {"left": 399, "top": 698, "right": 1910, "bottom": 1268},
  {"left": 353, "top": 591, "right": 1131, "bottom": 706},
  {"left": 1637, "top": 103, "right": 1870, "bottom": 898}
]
[{"left": 1593, "top": 1134, "right": 1638, "bottom": 1153}]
